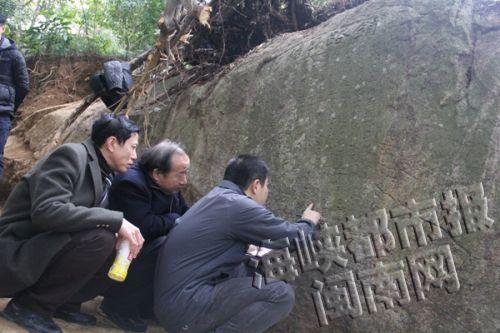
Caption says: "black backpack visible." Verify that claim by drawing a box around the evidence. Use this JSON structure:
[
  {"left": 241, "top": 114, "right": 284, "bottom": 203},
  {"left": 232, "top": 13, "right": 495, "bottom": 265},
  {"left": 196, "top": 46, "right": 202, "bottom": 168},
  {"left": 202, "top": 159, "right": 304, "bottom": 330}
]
[{"left": 90, "top": 60, "right": 133, "bottom": 110}]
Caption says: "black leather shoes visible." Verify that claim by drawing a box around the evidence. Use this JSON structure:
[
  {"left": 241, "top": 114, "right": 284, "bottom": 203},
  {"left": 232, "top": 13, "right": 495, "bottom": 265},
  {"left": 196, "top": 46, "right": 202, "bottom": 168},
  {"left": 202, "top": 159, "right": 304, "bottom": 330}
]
[
  {"left": 100, "top": 303, "right": 147, "bottom": 332},
  {"left": 1, "top": 301, "right": 62, "bottom": 333},
  {"left": 53, "top": 308, "right": 97, "bottom": 325}
]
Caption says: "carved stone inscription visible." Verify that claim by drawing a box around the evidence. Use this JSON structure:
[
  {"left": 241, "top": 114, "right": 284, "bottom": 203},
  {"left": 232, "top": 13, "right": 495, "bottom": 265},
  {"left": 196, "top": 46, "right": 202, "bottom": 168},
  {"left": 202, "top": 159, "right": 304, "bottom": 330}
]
[{"left": 250, "top": 183, "right": 494, "bottom": 327}]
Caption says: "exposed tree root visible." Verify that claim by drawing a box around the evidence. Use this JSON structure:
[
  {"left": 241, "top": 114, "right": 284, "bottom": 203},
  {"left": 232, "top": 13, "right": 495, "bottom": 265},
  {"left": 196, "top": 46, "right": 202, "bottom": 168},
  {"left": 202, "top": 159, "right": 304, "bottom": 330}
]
[{"left": 98, "top": 0, "right": 368, "bottom": 145}]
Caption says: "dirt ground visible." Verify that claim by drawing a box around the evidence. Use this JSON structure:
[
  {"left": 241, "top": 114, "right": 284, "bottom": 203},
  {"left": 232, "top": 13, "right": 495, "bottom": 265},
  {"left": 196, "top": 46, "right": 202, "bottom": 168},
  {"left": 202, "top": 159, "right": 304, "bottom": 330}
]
[
  {"left": 20, "top": 55, "right": 110, "bottom": 117},
  {"left": 0, "top": 297, "right": 164, "bottom": 332}
]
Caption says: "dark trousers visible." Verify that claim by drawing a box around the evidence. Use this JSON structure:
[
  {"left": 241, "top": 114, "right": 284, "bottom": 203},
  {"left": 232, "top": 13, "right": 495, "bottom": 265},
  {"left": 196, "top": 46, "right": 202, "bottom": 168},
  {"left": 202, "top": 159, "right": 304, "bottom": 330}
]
[
  {"left": 0, "top": 115, "right": 11, "bottom": 179},
  {"left": 102, "top": 236, "right": 166, "bottom": 317},
  {"left": 11, "top": 229, "right": 116, "bottom": 317},
  {"left": 159, "top": 263, "right": 295, "bottom": 333}
]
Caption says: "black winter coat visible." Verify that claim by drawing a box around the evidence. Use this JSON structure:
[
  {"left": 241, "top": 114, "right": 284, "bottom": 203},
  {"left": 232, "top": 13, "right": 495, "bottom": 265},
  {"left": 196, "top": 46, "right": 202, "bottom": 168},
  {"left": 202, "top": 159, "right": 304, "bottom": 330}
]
[
  {"left": 0, "top": 37, "right": 29, "bottom": 117},
  {"left": 109, "top": 163, "right": 189, "bottom": 242}
]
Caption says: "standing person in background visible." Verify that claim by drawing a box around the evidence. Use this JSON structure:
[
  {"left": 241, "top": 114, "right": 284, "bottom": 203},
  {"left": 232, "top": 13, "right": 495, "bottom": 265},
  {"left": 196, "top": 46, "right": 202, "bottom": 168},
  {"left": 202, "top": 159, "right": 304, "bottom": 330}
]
[
  {"left": 0, "top": 13, "right": 29, "bottom": 179},
  {"left": 101, "top": 140, "right": 190, "bottom": 332}
]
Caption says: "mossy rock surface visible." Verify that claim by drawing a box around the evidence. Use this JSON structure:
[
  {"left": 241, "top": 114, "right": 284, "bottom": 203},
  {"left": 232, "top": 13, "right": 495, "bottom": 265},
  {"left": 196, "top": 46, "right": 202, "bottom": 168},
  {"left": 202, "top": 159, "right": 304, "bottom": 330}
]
[{"left": 132, "top": 0, "right": 499, "bottom": 331}]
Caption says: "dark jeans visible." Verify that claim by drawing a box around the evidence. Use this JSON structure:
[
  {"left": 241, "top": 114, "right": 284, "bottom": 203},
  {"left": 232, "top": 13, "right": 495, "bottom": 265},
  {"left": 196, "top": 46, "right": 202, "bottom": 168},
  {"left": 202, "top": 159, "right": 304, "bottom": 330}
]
[
  {"left": 0, "top": 115, "right": 11, "bottom": 179},
  {"left": 102, "top": 236, "right": 167, "bottom": 317},
  {"left": 158, "top": 263, "right": 295, "bottom": 333},
  {"left": 11, "top": 229, "right": 116, "bottom": 317}
]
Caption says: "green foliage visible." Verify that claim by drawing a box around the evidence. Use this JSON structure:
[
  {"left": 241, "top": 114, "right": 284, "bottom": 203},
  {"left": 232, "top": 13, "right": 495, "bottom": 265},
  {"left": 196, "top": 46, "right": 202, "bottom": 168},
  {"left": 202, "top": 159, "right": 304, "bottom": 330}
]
[
  {"left": 104, "top": 0, "right": 164, "bottom": 57},
  {"left": 0, "top": 0, "right": 17, "bottom": 17},
  {"left": 4, "top": 0, "right": 335, "bottom": 57},
  {"left": 72, "top": 30, "right": 123, "bottom": 57},
  {"left": 22, "top": 8, "right": 74, "bottom": 56},
  {"left": 3, "top": 0, "right": 164, "bottom": 58}
]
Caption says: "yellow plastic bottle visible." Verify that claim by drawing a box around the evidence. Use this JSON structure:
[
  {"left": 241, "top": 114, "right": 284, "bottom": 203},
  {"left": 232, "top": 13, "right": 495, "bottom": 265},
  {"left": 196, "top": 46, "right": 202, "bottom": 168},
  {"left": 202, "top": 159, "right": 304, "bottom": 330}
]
[{"left": 108, "top": 240, "right": 131, "bottom": 282}]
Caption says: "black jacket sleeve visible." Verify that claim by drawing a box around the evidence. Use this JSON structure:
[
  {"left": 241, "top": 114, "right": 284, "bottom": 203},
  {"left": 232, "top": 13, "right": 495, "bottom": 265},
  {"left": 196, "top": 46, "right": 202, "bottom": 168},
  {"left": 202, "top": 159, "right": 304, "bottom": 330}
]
[
  {"left": 12, "top": 50, "right": 29, "bottom": 111},
  {"left": 109, "top": 179, "right": 178, "bottom": 241}
]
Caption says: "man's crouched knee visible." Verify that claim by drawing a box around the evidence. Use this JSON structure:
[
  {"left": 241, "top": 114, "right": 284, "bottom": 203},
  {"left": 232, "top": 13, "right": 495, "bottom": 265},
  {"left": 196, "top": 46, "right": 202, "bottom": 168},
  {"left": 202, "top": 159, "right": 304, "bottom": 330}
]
[
  {"left": 268, "top": 281, "right": 295, "bottom": 310},
  {"left": 70, "top": 228, "right": 116, "bottom": 258}
]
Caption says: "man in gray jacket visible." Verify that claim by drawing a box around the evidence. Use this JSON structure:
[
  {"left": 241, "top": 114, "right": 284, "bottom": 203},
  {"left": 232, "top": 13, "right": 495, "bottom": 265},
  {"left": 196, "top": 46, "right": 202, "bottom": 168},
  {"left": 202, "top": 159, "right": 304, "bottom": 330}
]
[
  {"left": 0, "top": 13, "right": 29, "bottom": 179},
  {"left": 0, "top": 114, "right": 144, "bottom": 333},
  {"left": 154, "top": 154, "right": 321, "bottom": 333}
]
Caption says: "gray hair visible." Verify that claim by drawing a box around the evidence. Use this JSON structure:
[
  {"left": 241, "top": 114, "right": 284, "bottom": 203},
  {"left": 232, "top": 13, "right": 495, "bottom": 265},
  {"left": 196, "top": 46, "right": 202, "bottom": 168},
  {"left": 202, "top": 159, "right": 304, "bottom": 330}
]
[{"left": 139, "top": 140, "right": 186, "bottom": 174}]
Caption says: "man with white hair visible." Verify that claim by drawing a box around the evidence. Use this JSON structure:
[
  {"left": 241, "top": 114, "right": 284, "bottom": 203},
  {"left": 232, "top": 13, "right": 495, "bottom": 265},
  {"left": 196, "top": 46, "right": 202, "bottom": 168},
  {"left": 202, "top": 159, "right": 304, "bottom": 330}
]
[{"left": 101, "top": 140, "right": 190, "bottom": 332}]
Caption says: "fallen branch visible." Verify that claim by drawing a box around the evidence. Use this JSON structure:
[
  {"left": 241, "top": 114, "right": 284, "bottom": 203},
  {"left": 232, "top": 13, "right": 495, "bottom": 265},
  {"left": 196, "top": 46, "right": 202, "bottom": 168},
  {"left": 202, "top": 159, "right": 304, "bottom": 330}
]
[
  {"left": 129, "top": 49, "right": 152, "bottom": 72},
  {"left": 111, "top": 2, "right": 212, "bottom": 117}
]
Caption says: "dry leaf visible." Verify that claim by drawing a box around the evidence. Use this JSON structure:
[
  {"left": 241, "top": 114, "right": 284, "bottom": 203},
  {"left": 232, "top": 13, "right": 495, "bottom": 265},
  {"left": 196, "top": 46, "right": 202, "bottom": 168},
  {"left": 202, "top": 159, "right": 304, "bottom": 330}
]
[
  {"left": 179, "top": 30, "right": 193, "bottom": 44},
  {"left": 198, "top": 5, "right": 212, "bottom": 29},
  {"left": 157, "top": 16, "right": 165, "bottom": 27}
]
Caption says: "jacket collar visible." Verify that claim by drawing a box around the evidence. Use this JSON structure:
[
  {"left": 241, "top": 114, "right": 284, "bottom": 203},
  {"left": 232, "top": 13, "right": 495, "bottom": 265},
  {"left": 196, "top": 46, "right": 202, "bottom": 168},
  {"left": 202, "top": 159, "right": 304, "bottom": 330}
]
[
  {"left": 138, "top": 163, "right": 156, "bottom": 188},
  {"left": 141, "top": 163, "right": 177, "bottom": 196},
  {"left": 82, "top": 138, "right": 103, "bottom": 206},
  {"left": 218, "top": 180, "right": 245, "bottom": 195},
  {"left": 94, "top": 142, "right": 113, "bottom": 176},
  {"left": 0, "top": 37, "right": 12, "bottom": 51}
]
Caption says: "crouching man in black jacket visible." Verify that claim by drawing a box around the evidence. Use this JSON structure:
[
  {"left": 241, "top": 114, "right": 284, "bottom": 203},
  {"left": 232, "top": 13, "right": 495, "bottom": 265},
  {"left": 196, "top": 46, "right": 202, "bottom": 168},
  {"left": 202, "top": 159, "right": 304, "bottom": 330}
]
[
  {"left": 101, "top": 140, "right": 190, "bottom": 332},
  {"left": 0, "top": 13, "right": 29, "bottom": 179}
]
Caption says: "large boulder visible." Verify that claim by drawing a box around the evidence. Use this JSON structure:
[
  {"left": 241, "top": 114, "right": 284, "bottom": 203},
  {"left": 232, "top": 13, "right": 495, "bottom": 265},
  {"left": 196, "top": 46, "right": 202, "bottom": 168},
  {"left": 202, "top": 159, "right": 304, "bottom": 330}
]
[{"left": 131, "top": 0, "right": 499, "bottom": 332}]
